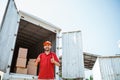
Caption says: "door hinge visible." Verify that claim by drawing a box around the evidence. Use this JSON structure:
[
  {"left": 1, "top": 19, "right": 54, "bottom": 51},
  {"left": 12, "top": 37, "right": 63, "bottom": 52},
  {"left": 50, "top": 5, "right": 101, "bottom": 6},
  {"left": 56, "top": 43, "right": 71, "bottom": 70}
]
[
  {"left": 7, "top": 65, "right": 11, "bottom": 68},
  {"left": 14, "top": 34, "right": 17, "bottom": 36},
  {"left": 11, "top": 48, "right": 14, "bottom": 51},
  {"left": 57, "top": 47, "right": 62, "bottom": 50},
  {"left": 57, "top": 36, "right": 62, "bottom": 38}
]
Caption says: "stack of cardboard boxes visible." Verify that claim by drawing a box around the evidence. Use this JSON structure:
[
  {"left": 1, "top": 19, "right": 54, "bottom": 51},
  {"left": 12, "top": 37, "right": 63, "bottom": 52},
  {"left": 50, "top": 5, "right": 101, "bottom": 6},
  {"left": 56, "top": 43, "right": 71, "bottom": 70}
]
[
  {"left": 16, "top": 48, "right": 28, "bottom": 74},
  {"left": 27, "top": 59, "right": 37, "bottom": 75},
  {"left": 15, "top": 48, "right": 37, "bottom": 75}
]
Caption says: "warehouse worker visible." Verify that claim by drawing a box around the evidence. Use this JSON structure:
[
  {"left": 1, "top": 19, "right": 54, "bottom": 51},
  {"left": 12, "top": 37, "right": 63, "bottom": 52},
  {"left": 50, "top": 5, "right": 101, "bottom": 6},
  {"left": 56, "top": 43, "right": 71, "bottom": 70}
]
[{"left": 35, "top": 41, "right": 60, "bottom": 80}]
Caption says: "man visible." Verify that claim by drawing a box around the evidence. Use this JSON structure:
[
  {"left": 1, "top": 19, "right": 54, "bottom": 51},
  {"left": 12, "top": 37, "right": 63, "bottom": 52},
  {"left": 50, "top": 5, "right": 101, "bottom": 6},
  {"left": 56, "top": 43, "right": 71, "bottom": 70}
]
[{"left": 35, "top": 41, "right": 60, "bottom": 80}]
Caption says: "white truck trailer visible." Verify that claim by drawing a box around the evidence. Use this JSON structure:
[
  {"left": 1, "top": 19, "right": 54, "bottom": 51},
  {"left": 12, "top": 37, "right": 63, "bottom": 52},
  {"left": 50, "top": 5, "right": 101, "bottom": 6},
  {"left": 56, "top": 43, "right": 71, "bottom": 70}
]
[{"left": 0, "top": 0, "right": 84, "bottom": 79}]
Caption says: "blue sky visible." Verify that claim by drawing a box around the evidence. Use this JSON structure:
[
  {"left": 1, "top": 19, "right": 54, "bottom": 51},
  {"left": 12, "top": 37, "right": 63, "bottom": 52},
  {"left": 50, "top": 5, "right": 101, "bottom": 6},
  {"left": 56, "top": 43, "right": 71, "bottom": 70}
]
[{"left": 1, "top": 0, "right": 120, "bottom": 56}]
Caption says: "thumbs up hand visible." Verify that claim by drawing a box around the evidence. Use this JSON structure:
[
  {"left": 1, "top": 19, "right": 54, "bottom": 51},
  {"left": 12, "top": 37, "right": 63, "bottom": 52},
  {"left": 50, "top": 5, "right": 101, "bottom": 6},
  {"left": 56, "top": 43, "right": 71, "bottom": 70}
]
[
  {"left": 50, "top": 55, "right": 60, "bottom": 66},
  {"left": 51, "top": 56, "right": 55, "bottom": 63}
]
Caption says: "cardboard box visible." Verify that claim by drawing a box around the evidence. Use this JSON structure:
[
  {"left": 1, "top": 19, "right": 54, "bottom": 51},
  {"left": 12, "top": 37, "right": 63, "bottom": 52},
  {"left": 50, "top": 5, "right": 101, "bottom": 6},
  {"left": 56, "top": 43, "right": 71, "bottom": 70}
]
[
  {"left": 28, "top": 59, "right": 36, "bottom": 65},
  {"left": 28, "top": 61, "right": 35, "bottom": 65},
  {"left": 16, "top": 67, "right": 27, "bottom": 74},
  {"left": 16, "top": 58, "right": 27, "bottom": 68},
  {"left": 29, "top": 59, "right": 36, "bottom": 62},
  {"left": 27, "top": 64, "right": 37, "bottom": 75},
  {"left": 18, "top": 48, "right": 28, "bottom": 58}
]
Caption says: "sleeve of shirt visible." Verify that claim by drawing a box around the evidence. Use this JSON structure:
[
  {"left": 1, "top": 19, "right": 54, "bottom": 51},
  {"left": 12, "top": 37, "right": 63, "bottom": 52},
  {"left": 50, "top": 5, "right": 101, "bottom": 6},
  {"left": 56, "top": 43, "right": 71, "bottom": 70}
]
[{"left": 53, "top": 53, "right": 59, "bottom": 62}]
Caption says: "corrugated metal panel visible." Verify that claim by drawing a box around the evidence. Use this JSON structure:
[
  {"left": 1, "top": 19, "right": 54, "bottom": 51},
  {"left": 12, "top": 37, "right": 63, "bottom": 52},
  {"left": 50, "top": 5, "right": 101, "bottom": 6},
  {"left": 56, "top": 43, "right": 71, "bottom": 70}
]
[
  {"left": 0, "top": 0, "right": 19, "bottom": 72},
  {"left": 55, "top": 30, "right": 60, "bottom": 80},
  {"left": 92, "top": 58, "right": 102, "bottom": 80},
  {"left": 62, "top": 31, "right": 84, "bottom": 79},
  {"left": 93, "top": 56, "right": 120, "bottom": 80}
]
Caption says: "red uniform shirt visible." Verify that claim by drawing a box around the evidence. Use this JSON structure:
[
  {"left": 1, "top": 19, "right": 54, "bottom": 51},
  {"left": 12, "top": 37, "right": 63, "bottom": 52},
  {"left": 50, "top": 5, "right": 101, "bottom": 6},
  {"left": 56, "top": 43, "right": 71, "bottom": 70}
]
[{"left": 38, "top": 52, "right": 59, "bottom": 79}]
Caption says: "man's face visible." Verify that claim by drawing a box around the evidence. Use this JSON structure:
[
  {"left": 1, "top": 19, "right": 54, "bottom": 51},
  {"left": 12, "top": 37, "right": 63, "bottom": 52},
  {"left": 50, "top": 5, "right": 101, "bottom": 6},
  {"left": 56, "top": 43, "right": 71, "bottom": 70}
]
[{"left": 44, "top": 45, "right": 51, "bottom": 51}]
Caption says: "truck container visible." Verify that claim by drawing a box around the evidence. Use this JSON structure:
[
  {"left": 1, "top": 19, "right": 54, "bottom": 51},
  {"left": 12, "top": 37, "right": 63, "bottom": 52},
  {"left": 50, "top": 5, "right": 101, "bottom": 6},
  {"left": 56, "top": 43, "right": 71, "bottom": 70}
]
[
  {"left": 0, "top": 0, "right": 84, "bottom": 79},
  {"left": 62, "top": 31, "right": 84, "bottom": 80},
  {"left": 92, "top": 56, "right": 120, "bottom": 80}
]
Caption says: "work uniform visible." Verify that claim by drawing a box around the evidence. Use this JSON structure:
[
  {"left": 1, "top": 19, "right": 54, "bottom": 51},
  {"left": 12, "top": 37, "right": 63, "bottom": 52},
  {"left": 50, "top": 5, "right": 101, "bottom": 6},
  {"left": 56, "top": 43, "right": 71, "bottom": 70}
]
[{"left": 37, "top": 52, "right": 59, "bottom": 79}]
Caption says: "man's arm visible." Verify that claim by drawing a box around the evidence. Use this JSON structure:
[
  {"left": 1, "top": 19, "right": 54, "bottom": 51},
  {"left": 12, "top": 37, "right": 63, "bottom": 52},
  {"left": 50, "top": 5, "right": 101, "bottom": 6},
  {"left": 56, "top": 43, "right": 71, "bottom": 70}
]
[
  {"left": 54, "top": 60, "right": 60, "bottom": 66},
  {"left": 35, "top": 55, "right": 40, "bottom": 66},
  {"left": 51, "top": 56, "right": 60, "bottom": 66}
]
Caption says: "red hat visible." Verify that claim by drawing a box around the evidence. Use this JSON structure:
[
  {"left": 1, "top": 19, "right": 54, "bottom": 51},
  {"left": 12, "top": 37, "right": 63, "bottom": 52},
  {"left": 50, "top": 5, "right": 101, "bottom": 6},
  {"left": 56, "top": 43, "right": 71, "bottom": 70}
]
[{"left": 43, "top": 41, "right": 52, "bottom": 46}]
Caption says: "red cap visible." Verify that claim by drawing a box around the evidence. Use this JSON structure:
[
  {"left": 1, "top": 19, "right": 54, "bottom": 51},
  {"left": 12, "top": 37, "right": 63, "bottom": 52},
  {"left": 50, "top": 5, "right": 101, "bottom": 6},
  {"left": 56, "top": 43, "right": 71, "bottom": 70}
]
[{"left": 43, "top": 41, "right": 52, "bottom": 46}]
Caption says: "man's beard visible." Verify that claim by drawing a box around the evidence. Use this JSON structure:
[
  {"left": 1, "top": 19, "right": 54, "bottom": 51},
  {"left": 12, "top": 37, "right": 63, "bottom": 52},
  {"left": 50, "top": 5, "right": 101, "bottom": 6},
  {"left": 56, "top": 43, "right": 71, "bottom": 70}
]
[
  {"left": 45, "top": 49, "right": 50, "bottom": 51},
  {"left": 44, "top": 48, "right": 50, "bottom": 51}
]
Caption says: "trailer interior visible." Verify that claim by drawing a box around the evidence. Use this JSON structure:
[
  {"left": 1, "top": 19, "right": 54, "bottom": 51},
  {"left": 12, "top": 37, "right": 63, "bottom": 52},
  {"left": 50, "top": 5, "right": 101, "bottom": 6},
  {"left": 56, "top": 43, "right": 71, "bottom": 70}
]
[{"left": 10, "top": 19, "right": 56, "bottom": 75}]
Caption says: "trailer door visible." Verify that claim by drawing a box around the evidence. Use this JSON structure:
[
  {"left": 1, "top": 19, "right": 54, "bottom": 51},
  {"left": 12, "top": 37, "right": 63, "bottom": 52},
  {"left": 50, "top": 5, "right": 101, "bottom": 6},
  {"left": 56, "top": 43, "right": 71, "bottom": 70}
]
[
  {"left": 62, "top": 30, "right": 84, "bottom": 79},
  {"left": 0, "top": 0, "right": 20, "bottom": 73}
]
